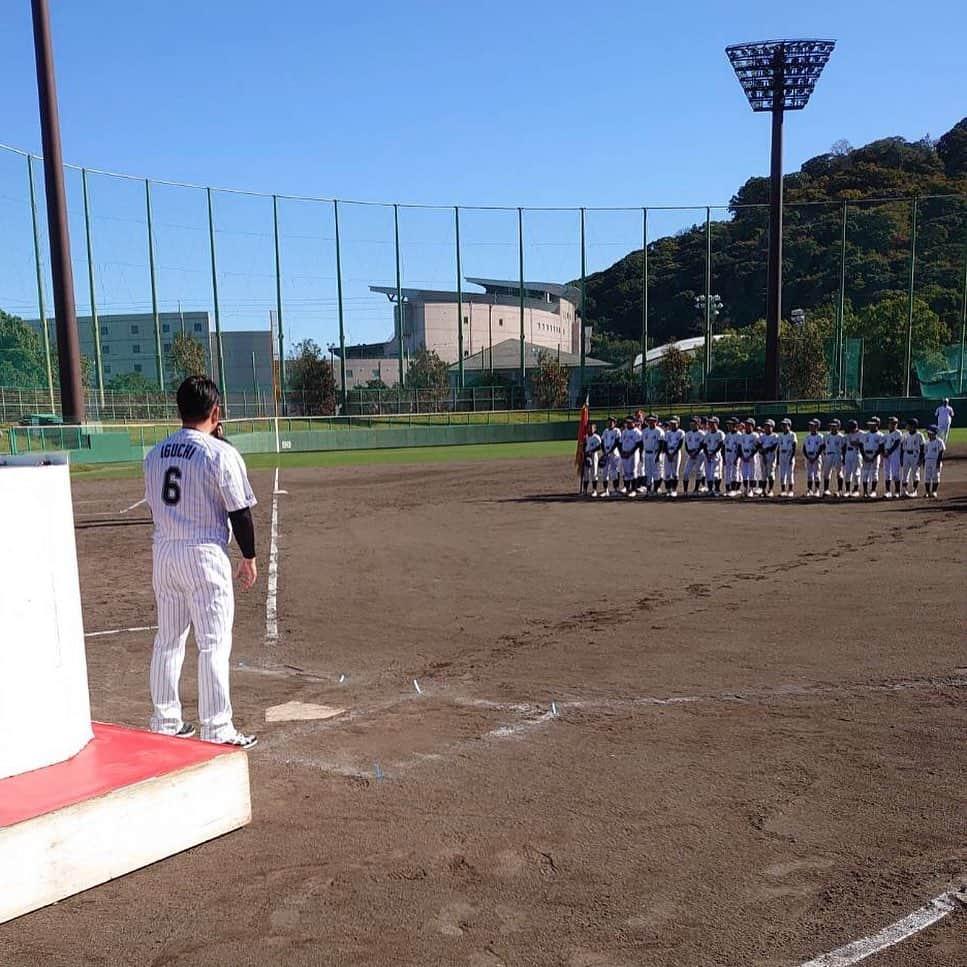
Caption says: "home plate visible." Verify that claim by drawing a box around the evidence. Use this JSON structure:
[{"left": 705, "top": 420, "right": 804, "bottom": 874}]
[{"left": 265, "top": 701, "right": 347, "bottom": 723}]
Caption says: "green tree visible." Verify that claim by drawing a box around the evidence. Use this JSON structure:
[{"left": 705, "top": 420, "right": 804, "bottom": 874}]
[
  {"left": 0, "top": 309, "right": 48, "bottom": 389},
  {"left": 849, "top": 295, "right": 950, "bottom": 396},
  {"left": 590, "top": 330, "right": 640, "bottom": 366},
  {"left": 287, "top": 338, "right": 337, "bottom": 415},
  {"left": 167, "top": 332, "right": 209, "bottom": 385},
  {"left": 405, "top": 347, "right": 451, "bottom": 406},
  {"left": 658, "top": 345, "right": 692, "bottom": 402},
  {"left": 531, "top": 351, "right": 570, "bottom": 408},
  {"left": 106, "top": 371, "right": 164, "bottom": 394},
  {"left": 781, "top": 316, "right": 832, "bottom": 399}
]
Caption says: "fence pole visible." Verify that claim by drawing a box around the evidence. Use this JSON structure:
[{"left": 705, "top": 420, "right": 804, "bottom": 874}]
[
  {"left": 958, "top": 238, "right": 967, "bottom": 395},
  {"left": 206, "top": 187, "right": 228, "bottom": 415},
  {"left": 272, "top": 194, "right": 287, "bottom": 414},
  {"left": 579, "top": 207, "right": 586, "bottom": 405},
  {"left": 641, "top": 207, "right": 649, "bottom": 404},
  {"left": 79, "top": 167, "right": 105, "bottom": 407},
  {"left": 904, "top": 196, "right": 918, "bottom": 397},
  {"left": 27, "top": 155, "right": 55, "bottom": 411},
  {"left": 703, "top": 206, "right": 712, "bottom": 398},
  {"left": 144, "top": 179, "right": 164, "bottom": 391},
  {"left": 394, "top": 203, "right": 405, "bottom": 388},
  {"left": 518, "top": 208, "right": 525, "bottom": 391},
  {"left": 455, "top": 206, "right": 464, "bottom": 388},
  {"left": 333, "top": 200, "right": 348, "bottom": 411},
  {"left": 251, "top": 351, "right": 258, "bottom": 412},
  {"left": 835, "top": 200, "right": 848, "bottom": 396}
]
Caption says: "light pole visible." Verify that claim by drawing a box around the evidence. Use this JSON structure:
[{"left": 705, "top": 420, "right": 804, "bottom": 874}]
[
  {"left": 790, "top": 308, "right": 806, "bottom": 327},
  {"left": 694, "top": 293, "right": 723, "bottom": 398},
  {"left": 726, "top": 40, "right": 835, "bottom": 400}
]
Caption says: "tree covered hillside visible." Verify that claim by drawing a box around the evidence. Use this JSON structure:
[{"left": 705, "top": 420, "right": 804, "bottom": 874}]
[{"left": 584, "top": 118, "right": 967, "bottom": 353}]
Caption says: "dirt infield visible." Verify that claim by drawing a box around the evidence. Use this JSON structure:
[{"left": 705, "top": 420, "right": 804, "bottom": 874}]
[{"left": 3, "top": 453, "right": 966, "bottom": 966}]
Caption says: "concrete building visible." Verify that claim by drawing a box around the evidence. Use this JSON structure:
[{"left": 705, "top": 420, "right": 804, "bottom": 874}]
[
  {"left": 26, "top": 311, "right": 274, "bottom": 399},
  {"left": 334, "top": 278, "right": 585, "bottom": 390}
]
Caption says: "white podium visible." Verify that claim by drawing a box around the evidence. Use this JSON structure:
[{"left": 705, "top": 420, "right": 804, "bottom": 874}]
[{"left": 0, "top": 455, "right": 251, "bottom": 924}]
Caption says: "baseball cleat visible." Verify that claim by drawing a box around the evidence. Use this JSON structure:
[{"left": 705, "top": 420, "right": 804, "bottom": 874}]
[
  {"left": 217, "top": 732, "right": 258, "bottom": 750},
  {"left": 174, "top": 722, "right": 196, "bottom": 738}
]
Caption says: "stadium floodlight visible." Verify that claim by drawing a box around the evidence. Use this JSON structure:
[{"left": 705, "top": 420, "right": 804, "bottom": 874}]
[{"left": 726, "top": 39, "right": 835, "bottom": 400}]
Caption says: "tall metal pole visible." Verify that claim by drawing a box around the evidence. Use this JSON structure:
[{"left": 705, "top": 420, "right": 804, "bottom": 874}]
[
  {"left": 579, "top": 208, "right": 587, "bottom": 402},
  {"left": 903, "top": 196, "right": 918, "bottom": 397},
  {"left": 641, "top": 207, "right": 649, "bottom": 403},
  {"left": 704, "top": 206, "right": 712, "bottom": 398},
  {"left": 959, "top": 239, "right": 966, "bottom": 395},
  {"left": 272, "top": 194, "right": 287, "bottom": 414},
  {"left": 145, "top": 180, "right": 164, "bottom": 390},
  {"left": 764, "top": 45, "right": 786, "bottom": 401},
  {"left": 206, "top": 187, "right": 228, "bottom": 413},
  {"left": 30, "top": 0, "right": 84, "bottom": 422},
  {"left": 518, "top": 208, "right": 525, "bottom": 388},
  {"left": 455, "top": 206, "right": 464, "bottom": 388},
  {"left": 835, "top": 200, "right": 848, "bottom": 395},
  {"left": 333, "top": 200, "right": 348, "bottom": 408},
  {"left": 80, "top": 169, "right": 104, "bottom": 405},
  {"left": 27, "top": 155, "right": 55, "bottom": 410},
  {"left": 251, "top": 350, "right": 258, "bottom": 402},
  {"left": 394, "top": 204, "right": 405, "bottom": 387}
]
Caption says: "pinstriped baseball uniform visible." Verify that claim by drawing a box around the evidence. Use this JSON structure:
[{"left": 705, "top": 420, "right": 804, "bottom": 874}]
[{"left": 144, "top": 428, "right": 257, "bottom": 742}]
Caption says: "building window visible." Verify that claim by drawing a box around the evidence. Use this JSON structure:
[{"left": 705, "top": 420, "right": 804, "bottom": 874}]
[
  {"left": 103, "top": 345, "right": 110, "bottom": 354},
  {"left": 499, "top": 318, "right": 503, "bottom": 326},
  {"left": 130, "top": 324, "right": 139, "bottom": 334},
  {"left": 163, "top": 343, "right": 171, "bottom": 353},
  {"left": 104, "top": 364, "right": 111, "bottom": 375},
  {"left": 346, "top": 369, "right": 353, "bottom": 378},
  {"left": 194, "top": 322, "right": 203, "bottom": 333},
  {"left": 371, "top": 369, "right": 379, "bottom": 378},
  {"left": 134, "top": 364, "right": 142, "bottom": 373},
  {"left": 162, "top": 323, "right": 170, "bottom": 334},
  {"left": 132, "top": 344, "right": 141, "bottom": 354},
  {"left": 463, "top": 316, "right": 469, "bottom": 325},
  {"left": 101, "top": 326, "right": 109, "bottom": 336}
]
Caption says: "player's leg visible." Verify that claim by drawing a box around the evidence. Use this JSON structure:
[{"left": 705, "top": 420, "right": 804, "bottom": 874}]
[
  {"left": 187, "top": 546, "right": 239, "bottom": 743},
  {"left": 149, "top": 544, "right": 192, "bottom": 735}
]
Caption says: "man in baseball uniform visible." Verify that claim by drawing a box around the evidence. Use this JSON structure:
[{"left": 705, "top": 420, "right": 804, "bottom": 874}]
[
  {"left": 662, "top": 417, "right": 684, "bottom": 497},
  {"left": 880, "top": 416, "right": 903, "bottom": 498},
  {"left": 934, "top": 398, "right": 954, "bottom": 442},
  {"left": 144, "top": 376, "right": 258, "bottom": 749},
  {"left": 619, "top": 416, "right": 642, "bottom": 497},
  {"left": 900, "top": 418, "right": 926, "bottom": 497},
  {"left": 723, "top": 417, "right": 741, "bottom": 496},
  {"left": 641, "top": 414, "right": 664, "bottom": 496},
  {"left": 777, "top": 418, "right": 797, "bottom": 496},
  {"left": 703, "top": 416, "right": 725, "bottom": 496},
  {"left": 860, "top": 417, "right": 884, "bottom": 498},
  {"left": 581, "top": 422, "right": 603, "bottom": 497},
  {"left": 696, "top": 416, "right": 710, "bottom": 493},
  {"left": 738, "top": 418, "right": 760, "bottom": 497},
  {"left": 802, "top": 419, "right": 825, "bottom": 497},
  {"left": 757, "top": 419, "right": 780, "bottom": 496},
  {"left": 923, "top": 425, "right": 945, "bottom": 497},
  {"left": 823, "top": 419, "right": 846, "bottom": 497},
  {"left": 600, "top": 417, "right": 622, "bottom": 497},
  {"left": 844, "top": 418, "right": 863, "bottom": 497},
  {"left": 682, "top": 417, "right": 705, "bottom": 496}
]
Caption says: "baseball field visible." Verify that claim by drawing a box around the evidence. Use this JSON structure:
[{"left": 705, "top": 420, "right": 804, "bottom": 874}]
[{"left": 3, "top": 443, "right": 965, "bottom": 966}]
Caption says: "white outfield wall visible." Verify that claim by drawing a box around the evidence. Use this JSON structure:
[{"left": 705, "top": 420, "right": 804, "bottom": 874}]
[{"left": 0, "top": 455, "right": 93, "bottom": 779}]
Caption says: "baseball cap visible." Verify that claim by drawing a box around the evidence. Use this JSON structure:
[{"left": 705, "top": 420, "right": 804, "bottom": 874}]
[
  {"left": 781, "top": 417, "right": 792, "bottom": 426},
  {"left": 764, "top": 418, "right": 775, "bottom": 427},
  {"left": 907, "top": 418, "right": 919, "bottom": 428},
  {"left": 928, "top": 424, "right": 938, "bottom": 434},
  {"left": 887, "top": 416, "right": 899, "bottom": 424}
]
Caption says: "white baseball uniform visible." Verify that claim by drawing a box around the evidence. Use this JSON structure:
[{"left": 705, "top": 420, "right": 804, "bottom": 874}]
[
  {"left": 723, "top": 430, "right": 741, "bottom": 487},
  {"left": 144, "top": 428, "right": 257, "bottom": 742},
  {"left": 900, "top": 430, "right": 925, "bottom": 492},
  {"left": 777, "top": 430, "right": 797, "bottom": 490},
  {"left": 703, "top": 428, "right": 725, "bottom": 484},
  {"left": 739, "top": 431, "right": 760, "bottom": 483},
  {"left": 823, "top": 431, "right": 845, "bottom": 475},
  {"left": 619, "top": 426, "right": 642, "bottom": 488},
  {"left": 924, "top": 437, "right": 945, "bottom": 486},
  {"left": 758, "top": 431, "right": 779, "bottom": 485},
  {"left": 802, "top": 432, "right": 824, "bottom": 491},
  {"left": 583, "top": 432, "right": 602, "bottom": 484},
  {"left": 934, "top": 404, "right": 954, "bottom": 442},
  {"left": 880, "top": 429, "right": 902, "bottom": 489},
  {"left": 641, "top": 426, "right": 664, "bottom": 487},
  {"left": 662, "top": 428, "right": 684, "bottom": 485},
  {"left": 845, "top": 430, "right": 862, "bottom": 491},
  {"left": 861, "top": 429, "right": 884, "bottom": 489},
  {"left": 682, "top": 429, "right": 705, "bottom": 487},
  {"left": 601, "top": 426, "right": 622, "bottom": 485}
]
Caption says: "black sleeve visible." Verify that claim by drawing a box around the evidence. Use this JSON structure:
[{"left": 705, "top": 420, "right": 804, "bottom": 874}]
[{"left": 228, "top": 507, "right": 256, "bottom": 559}]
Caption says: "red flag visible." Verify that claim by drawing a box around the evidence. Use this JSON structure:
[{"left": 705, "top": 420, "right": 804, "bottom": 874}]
[{"left": 574, "top": 401, "right": 589, "bottom": 476}]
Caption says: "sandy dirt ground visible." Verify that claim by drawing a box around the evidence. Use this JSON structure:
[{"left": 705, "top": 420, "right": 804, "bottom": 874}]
[{"left": 2, "top": 451, "right": 965, "bottom": 967}]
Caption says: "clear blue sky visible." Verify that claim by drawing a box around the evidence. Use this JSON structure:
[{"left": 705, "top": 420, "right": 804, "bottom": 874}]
[{"left": 1, "top": 0, "right": 964, "bottom": 348}]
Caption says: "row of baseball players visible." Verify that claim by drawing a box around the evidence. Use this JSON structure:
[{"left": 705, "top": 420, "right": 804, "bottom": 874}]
[{"left": 581, "top": 413, "right": 947, "bottom": 499}]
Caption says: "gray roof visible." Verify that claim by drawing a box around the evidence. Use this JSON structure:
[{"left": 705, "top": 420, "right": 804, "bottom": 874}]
[
  {"left": 370, "top": 278, "right": 580, "bottom": 305},
  {"left": 451, "top": 338, "right": 610, "bottom": 372},
  {"left": 464, "top": 277, "right": 580, "bottom": 302}
]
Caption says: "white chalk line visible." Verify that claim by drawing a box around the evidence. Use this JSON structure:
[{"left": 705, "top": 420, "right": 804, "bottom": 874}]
[
  {"left": 85, "top": 624, "right": 157, "bottom": 638},
  {"left": 119, "top": 497, "right": 147, "bottom": 514},
  {"left": 265, "top": 466, "right": 281, "bottom": 643},
  {"left": 797, "top": 887, "right": 966, "bottom": 966}
]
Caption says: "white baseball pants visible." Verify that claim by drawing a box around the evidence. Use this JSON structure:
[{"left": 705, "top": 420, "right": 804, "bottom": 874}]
[
  {"left": 924, "top": 459, "right": 941, "bottom": 485},
  {"left": 705, "top": 452, "right": 722, "bottom": 482},
  {"left": 724, "top": 456, "right": 739, "bottom": 486},
  {"left": 845, "top": 451, "right": 860, "bottom": 489},
  {"left": 740, "top": 457, "right": 756, "bottom": 483},
  {"left": 583, "top": 452, "right": 600, "bottom": 484},
  {"left": 861, "top": 458, "right": 879, "bottom": 488},
  {"left": 882, "top": 451, "right": 900, "bottom": 484},
  {"left": 759, "top": 451, "right": 777, "bottom": 481},
  {"left": 663, "top": 451, "right": 681, "bottom": 481},
  {"left": 778, "top": 454, "right": 795, "bottom": 489},
  {"left": 150, "top": 541, "right": 237, "bottom": 742},
  {"left": 621, "top": 453, "right": 639, "bottom": 484},
  {"left": 683, "top": 455, "right": 703, "bottom": 485},
  {"left": 643, "top": 451, "right": 661, "bottom": 485},
  {"left": 900, "top": 456, "right": 920, "bottom": 491},
  {"left": 804, "top": 457, "right": 822, "bottom": 489},
  {"left": 603, "top": 453, "right": 621, "bottom": 482}
]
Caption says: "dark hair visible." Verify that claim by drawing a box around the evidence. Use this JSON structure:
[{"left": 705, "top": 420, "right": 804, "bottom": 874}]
[{"left": 176, "top": 376, "right": 220, "bottom": 423}]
